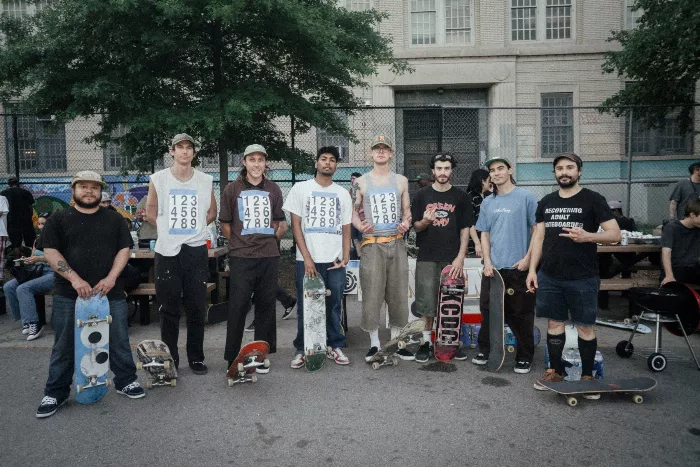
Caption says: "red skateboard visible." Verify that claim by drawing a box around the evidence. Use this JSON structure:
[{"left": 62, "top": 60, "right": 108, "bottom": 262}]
[
  {"left": 434, "top": 265, "right": 466, "bottom": 361},
  {"left": 226, "top": 341, "right": 270, "bottom": 386}
]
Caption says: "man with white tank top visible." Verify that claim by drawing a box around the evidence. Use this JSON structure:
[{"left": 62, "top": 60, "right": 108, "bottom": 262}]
[
  {"left": 146, "top": 134, "right": 217, "bottom": 375},
  {"left": 351, "top": 135, "right": 413, "bottom": 362}
]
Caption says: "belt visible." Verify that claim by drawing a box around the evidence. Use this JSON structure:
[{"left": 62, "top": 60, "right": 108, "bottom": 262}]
[{"left": 361, "top": 233, "right": 403, "bottom": 248}]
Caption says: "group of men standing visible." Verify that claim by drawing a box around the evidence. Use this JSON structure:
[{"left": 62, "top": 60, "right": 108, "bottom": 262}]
[{"left": 35, "top": 130, "right": 626, "bottom": 418}]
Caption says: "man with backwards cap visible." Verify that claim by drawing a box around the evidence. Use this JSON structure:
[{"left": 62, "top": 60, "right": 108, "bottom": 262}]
[
  {"left": 219, "top": 144, "right": 287, "bottom": 372},
  {"left": 526, "top": 153, "right": 620, "bottom": 397},
  {"left": 147, "top": 133, "right": 217, "bottom": 375},
  {"left": 472, "top": 156, "right": 538, "bottom": 374}
]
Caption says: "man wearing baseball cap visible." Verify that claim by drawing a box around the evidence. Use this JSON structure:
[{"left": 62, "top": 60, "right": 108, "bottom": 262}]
[
  {"left": 37, "top": 170, "right": 144, "bottom": 418},
  {"left": 527, "top": 153, "right": 620, "bottom": 397},
  {"left": 472, "top": 156, "right": 538, "bottom": 373},
  {"left": 146, "top": 133, "right": 217, "bottom": 375},
  {"left": 220, "top": 143, "right": 287, "bottom": 372},
  {"left": 352, "top": 134, "right": 415, "bottom": 362}
]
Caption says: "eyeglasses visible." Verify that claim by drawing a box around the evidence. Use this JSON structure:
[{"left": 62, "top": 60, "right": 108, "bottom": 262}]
[{"left": 372, "top": 146, "right": 391, "bottom": 152}]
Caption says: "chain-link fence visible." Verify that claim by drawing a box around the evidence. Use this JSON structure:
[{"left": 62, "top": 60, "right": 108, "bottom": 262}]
[{"left": 1, "top": 106, "right": 697, "bottom": 234}]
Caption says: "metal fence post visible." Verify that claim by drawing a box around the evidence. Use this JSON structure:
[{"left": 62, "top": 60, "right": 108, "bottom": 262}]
[
  {"left": 626, "top": 108, "right": 633, "bottom": 217},
  {"left": 12, "top": 114, "right": 20, "bottom": 180}
]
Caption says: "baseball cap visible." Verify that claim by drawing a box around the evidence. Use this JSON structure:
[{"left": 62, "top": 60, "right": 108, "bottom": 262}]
[
  {"left": 485, "top": 157, "right": 512, "bottom": 169},
  {"left": 371, "top": 135, "right": 393, "bottom": 150},
  {"left": 71, "top": 170, "right": 106, "bottom": 187},
  {"left": 101, "top": 192, "right": 112, "bottom": 202},
  {"left": 243, "top": 144, "right": 268, "bottom": 158},
  {"left": 171, "top": 133, "right": 197, "bottom": 149},
  {"left": 553, "top": 153, "right": 583, "bottom": 169},
  {"left": 7, "top": 175, "right": 18, "bottom": 184},
  {"left": 416, "top": 173, "right": 430, "bottom": 181},
  {"left": 608, "top": 200, "right": 623, "bottom": 210}
]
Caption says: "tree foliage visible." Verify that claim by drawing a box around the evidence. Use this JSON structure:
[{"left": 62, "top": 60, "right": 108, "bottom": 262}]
[
  {"left": 0, "top": 0, "right": 409, "bottom": 179},
  {"left": 600, "top": 0, "right": 699, "bottom": 132}
]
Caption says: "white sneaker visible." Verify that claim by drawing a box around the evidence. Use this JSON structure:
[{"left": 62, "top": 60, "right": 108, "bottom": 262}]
[
  {"left": 22, "top": 323, "right": 30, "bottom": 335},
  {"left": 327, "top": 347, "right": 350, "bottom": 365},
  {"left": 291, "top": 353, "right": 305, "bottom": 369}
]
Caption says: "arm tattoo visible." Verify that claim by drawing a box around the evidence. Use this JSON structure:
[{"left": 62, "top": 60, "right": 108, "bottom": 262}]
[{"left": 57, "top": 260, "right": 73, "bottom": 275}]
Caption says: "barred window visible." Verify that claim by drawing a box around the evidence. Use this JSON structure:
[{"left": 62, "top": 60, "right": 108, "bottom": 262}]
[
  {"left": 628, "top": 116, "right": 693, "bottom": 156},
  {"left": 625, "top": 0, "right": 643, "bottom": 30},
  {"left": 541, "top": 93, "right": 574, "bottom": 157},
  {"left": 411, "top": 0, "right": 437, "bottom": 45},
  {"left": 4, "top": 114, "right": 67, "bottom": 173},
  {"left": 317, "top": 113, "right": 350, "bottom": 162},
  {"left": 411, "top": 0, "right": 472, "bottom": 45},
  {"left": 545, "top": 0, "right": 571, "bottom": 40},
  {"left": 344, "top": 0, "right": 371, "bottom": 11},
  {"left": 103, "top": 126, "right": 131, "bottom": 171},
  {"left": 511, "top": 0, "right": 537, "bottom": 41},
  {"left": 1, "top": 0, "right": 27, "bottom": 19},
  {"left": 444, "top": 0, "right": 471, "bottom": 44}
]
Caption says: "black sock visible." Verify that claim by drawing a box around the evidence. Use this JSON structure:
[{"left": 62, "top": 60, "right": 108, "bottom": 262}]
[
  {"left": 547, "top": 332, "right": 566, "bottom": 375},
  {"left": 578, "top": 337, "right": 598, "bottom": 377}
]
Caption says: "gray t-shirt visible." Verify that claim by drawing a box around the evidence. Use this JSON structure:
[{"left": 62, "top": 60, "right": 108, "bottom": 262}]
[
  {"left": 661, "top": 220, "right": 700, "bottom": 269},
  {"left": 475, "top": 187, "right": 537, "bottom": 270},
  {"left": 670, "top": 179, "right": 700, "bottom": 219}
]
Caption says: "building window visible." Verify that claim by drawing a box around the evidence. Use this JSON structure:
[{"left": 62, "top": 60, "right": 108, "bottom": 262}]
[
  {"left": 625, "top": 0, "right": 643, "bottom": 30},
  {"left": 411, "top": 0, "right": 472, "bottom": 45},
  {"left": 341, "top": 0, "right": 372, "bottom": 11},
  {"left": 4, "top": 114, "right": 67, "bottom": 173},
  {"left": 541, "top": 93, "right": 573, "bottom": 157},
  {"left": 511, "top": 0, "right": 572, "bottom": 42},
  {"left": 317, "top": 114, "right": 350, "bottom": 162},
  {"left": 103, "top": 126, "right": 132, "bottom": 171},
  {"left": 628, "top": 114, "right": 693, "bottom": 157},
  {"left": 1, "top": 0, "right": 27, "bottom": 19}
]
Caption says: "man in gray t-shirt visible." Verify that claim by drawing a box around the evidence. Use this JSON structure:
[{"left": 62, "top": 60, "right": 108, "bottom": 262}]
[
  {"left": 472, "top": 157, "right": 537, "bottom": 374},
  {"left": 669, "top": 161, "right": 700, "bottom": 220}
]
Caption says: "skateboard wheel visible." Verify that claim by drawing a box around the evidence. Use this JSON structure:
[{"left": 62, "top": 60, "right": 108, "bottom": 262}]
[
  {"left": 506, "top": 346, "right": 515, "bottom": 353},
  {"left": 397, "top": 341, "right": 406, "bottom": 350},
  {"left": 136, "top": 362, "right": 143, "bottom": 371},
  {"left": 391, "top": 356, "right": 399, "bottom": 366},
  {"left": 263, "top": 358, "right": 270, "bottom": 369},
  {"left": 567, "top": 397, "right": 578, "bottom": 407},
  {"left": 145, "top": 381, "right": 153, "bottom": 390},
  {"left": 227, "top": 378, "right": 234, "bottom": 387},
  {"left": 76, "top": 319, "right": 83, "bottom": 328},
  {"left": 251, "top": 374, "right": 258, "bottom": 383},
  {"left": 170, "top": 379, "right": 176, "bottom": 387},
  {"left": 623, "top": 318, "right": 631, "bottom": 325},
  {"left": 325, "top": 289, "right": 331, "bottom": 296},
  {"left": 371, "top": 362, "right": 380, "bottom": 370},
  {"left": 107, "top": 315, "right": 113, "bottom": 324},
  {"left": 237, "top": 362, "right": 245, "bottom": 374},
  {"left": 647, "top": 353, "right": 667, "bottom": 372},
  {"left": 163, "top": 360, "right": 171, "bottom": 370},
  {"left": 616, "top": 340, "right": 634, "bottom": 358},
  {"left": 506, "top": 288, "right": 515, "bottom": 296},
  {"left": 76, "top": 384, "right": 83, "bottom": 393},
  {"left": 632, "top": 395, "right": 643, "bottom": 404}
]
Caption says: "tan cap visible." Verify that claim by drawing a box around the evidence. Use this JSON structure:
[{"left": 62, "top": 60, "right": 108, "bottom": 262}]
[
  {"left": 244, "top": 144, "right": 268, "bottom": 158},
  {"left": 171, "top": 133, "right": 197, "bottom": 149},
  {"left": 71, "top": 170, "right": 106, "bottom": 187},
  {"left": 371, "top": 135, "right": 393, "bottom": 150}
]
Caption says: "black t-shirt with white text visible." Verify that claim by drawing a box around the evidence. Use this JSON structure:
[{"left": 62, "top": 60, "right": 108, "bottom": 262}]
[
  {"left": 42, "top": 207, "right": 132, "bottom": 300},
  {"left": 535, "top": 188, "right": 614, "bottom": 280},
  {"left": 411, "top": 186, "right": 474, "bottom": 262}
]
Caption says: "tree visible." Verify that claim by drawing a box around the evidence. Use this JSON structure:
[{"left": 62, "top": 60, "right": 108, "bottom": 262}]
[
  {"left": 0, "top": 0, "right": 409, "bottom": 188},
  {"left": 600, "top": 0, "right": 699, "bottom": 133}
]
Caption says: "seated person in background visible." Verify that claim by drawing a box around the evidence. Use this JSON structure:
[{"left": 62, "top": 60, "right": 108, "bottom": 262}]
[
  {"left": 3, "top": 212, "right": 55, "bottom": 341},
  {"left": 608, "top": 200, "right": 637, "bottom": 232},
  {"left": 661, "top": 198, "right": 700, "bottom": 285},
  {"left": 598, "top": 201, "right": 638, "bottom": 309}
]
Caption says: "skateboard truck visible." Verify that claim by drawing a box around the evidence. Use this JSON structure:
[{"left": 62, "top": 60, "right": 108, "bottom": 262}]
[
  {"left": 76, "top": 314, "right": 112, "bottom": 328},
  {"left": 227, "top": 355, "right": 270, "bottom": 386}
]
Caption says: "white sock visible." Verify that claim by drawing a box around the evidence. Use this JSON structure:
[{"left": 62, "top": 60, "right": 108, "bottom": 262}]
[
  {"left": 390, "top": 326, "right": 401, "bottom": 340},
  {"left": 423, "top": 331, "right": 432, "bottom": 345},
  {"left": 369, "top": 330, "right": 380, "bottom": 349}
]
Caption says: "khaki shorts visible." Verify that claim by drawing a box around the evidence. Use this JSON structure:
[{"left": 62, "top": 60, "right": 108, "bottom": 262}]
[{"left": 413, "top": 260, "right": 452, "bottom": 318}]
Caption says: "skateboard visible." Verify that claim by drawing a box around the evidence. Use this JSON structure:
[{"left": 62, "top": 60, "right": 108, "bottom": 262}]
[
  {"left": 486, "top": 269, "right": 505, "bottom": 372},
  {"left": 368, "top": 319, "right": 426, "bottom": 370},
  {"left": 434, "top": 265, "right": 466, "bottom": 361},
  {"left": 537, "top": 377, "right": 657, "bottom": 407},
  {"left": 74, "top": 296, "right": 112, "bottom": 404},
  {"left": 504, "top": 325, "right": 542, "bottom": 353},
  {"left": 226, "top": 340, "right": 270, "bottom": 386},
  {"left": 136, "top": 339, "right": 177, "bottom": 389},
  {"left": 303, "top": 274, "right": 330, "bottom": 372},
  {"left": 595, "top": 318, "right": 651, "bottom": 334}
]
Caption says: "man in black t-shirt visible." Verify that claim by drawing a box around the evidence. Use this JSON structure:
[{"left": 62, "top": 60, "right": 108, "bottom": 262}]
[
  {"left": 526, "top": 153, "right": 620, "bottom": 397},
  {"left": 411, "top": 154, "right": 473, "bottom": 363},
  {"left": 36, "top": 171, "right": 144, "bottom": 419},
  {"left": 1, "top": 175, "right": 36, "bottom": 258},
  {"left": 669, "top": 161, "right": 700, "bottom": 220},
  {"left": 660, "top": 198, "right": 700, "bottom": 285}
]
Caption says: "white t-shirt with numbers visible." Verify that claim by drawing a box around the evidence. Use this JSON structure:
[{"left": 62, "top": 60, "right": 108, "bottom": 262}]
[{"left": 283, "top": 179, "right": 352, "bottom": 263}]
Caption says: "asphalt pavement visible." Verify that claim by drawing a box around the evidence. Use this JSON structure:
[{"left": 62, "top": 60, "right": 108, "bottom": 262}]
[{"left": 1, "top": 295, "right": 699, "bottom": 467}]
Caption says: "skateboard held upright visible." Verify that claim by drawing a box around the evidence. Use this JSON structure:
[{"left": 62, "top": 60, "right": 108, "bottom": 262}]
[
  {"left": 136, "top": 339, "right": 177, "bottom": 389},
  {"left": 487, "top": 269, "right": 505, "bottom": 372},
  {"left": 227, "top": 341, "right": 270, "bottom": 386},
  {"left": 74, "top": 296, "right": 111, "bottom": 404},
  {"left": 303, "top": 275, "right": 330, "bottom": 372},
  {"left": 434, "top": 265, "right": 466, "bottom": 361}
]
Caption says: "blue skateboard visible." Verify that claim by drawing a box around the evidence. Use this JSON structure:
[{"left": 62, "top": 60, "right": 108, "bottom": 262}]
[{"left": 74, "top": 296, "right": 111, "bottom": 404}]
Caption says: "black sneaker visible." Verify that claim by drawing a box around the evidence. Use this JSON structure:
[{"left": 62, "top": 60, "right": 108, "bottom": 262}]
[
  {"left": 189, "top": 361, "right": 208, "bottom": 375},
  {"left": 36, "top": 395, "right": 67, "bottom": 418},
  {"left": 415, "top": 342, "right": 433, "bottom": 363},
  {"left": 395, "top": 348, "right": 415, "bottom": 361},
  {"left": 245, "top": 321, "right": 255, "bottom": 332},
  {"left": 365, "top": 346, "right": 379, "bottom": 362},
  {"left": 514, "top": 361, "right": 531, "bottom": 374},
  {"left": 472, "top": 353, "right": 488, "bottom": 365},
  {"left": 454, "top": 347, "right": 469, "bottom": 361},
  {"left": 117, "top": 381, "right": 146, "bottom": 399},
  {"left": 281, "top": 298, "right": 297, "bottom": 320},
  {"left": 26, "top": 322, "right": 43, "bottom": 341}
]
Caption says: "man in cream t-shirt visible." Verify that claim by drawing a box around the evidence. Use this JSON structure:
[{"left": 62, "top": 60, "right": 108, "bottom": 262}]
[{"left": 283, "top": 146, "right": 352, "bottom": 368}]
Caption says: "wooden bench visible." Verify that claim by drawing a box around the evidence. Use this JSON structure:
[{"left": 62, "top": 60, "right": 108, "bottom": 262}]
[{"left": 599, "top": 277, "right": 659, "bottom": 291}]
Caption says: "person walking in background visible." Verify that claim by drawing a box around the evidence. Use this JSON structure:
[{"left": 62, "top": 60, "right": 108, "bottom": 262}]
[{"left": 2, "top": 176, "right": 35, "bottom": 259}]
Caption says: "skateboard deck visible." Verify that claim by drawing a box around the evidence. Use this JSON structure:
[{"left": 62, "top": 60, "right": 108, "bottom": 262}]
[
  {"left": 303, "top": 275, "right": 330, "bottom": 372},
  {"left": 487, "top": 269, "right": 505, "bottom": 372},
  {"left": 227, "top": 340, "right": 270, "bottom": 386},
  {"left": 206, "top": 301, "right": 228, "bottom": 325},
  {"left": 136, "top": 339, "right": 177, "bottom": 389},
  {"left": 74, "top": 296, "right": 111, "bottom": 404},
  {"left": 434, "top": 265, "right": 466, "bottom": 361},
  {"left": 368, "top": 319, "right": 426, "bottom": 370},
  {"left": 538, "top": 377, "right": 657, "bottom": 407},
  {"left": 595, "top": 318, "right": 651, "bottom": 334}
]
